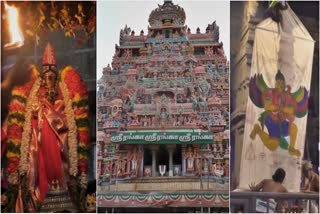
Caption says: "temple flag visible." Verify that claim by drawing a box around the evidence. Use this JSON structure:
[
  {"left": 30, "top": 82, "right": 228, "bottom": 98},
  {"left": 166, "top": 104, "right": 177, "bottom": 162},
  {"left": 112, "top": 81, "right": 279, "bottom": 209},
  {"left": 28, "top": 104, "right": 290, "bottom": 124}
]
[{"left": 239, "top": 5, "right": 314, "bottom": 192}]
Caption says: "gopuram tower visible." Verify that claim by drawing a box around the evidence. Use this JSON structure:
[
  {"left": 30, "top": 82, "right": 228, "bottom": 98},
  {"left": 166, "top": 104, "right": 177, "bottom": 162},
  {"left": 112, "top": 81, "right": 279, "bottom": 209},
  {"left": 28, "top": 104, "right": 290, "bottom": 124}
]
[{"left": 97, "top": 1, "right": 229, "bottom": 212}]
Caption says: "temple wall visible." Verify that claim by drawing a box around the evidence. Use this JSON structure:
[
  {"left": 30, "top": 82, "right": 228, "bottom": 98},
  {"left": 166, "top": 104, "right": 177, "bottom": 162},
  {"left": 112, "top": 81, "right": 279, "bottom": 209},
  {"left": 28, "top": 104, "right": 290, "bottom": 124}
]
[
  {"left": 230, "top": 1, "right": 263, "bottom": 189},
  {"left": 99, "top": 181, "right": 228, "bottom": 192}
]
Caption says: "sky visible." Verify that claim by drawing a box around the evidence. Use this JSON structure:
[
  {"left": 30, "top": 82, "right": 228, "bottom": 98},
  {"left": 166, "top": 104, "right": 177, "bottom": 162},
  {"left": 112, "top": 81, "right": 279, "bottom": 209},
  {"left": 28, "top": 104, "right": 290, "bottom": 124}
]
[{"left": 97, "top": 0, "right": 230, "bottom": 79}]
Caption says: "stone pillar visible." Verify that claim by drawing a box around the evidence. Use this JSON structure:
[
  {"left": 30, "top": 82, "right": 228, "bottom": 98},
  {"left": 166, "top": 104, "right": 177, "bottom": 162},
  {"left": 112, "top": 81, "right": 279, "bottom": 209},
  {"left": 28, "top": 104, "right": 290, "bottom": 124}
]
[
  {"left": 181, "top": 145, "right": 186, "bottom": 176},
  {"left": 209, "top": 158, "right": 213, "bottom": 175},
  {"left": 150, "top": 145, "right": 159, "bottom": 177},
  {"left": 169, "top": 150, "right": 173, "bottom": 176},
  {"left": 152, "top": 150, "right": 157, "bottom": 176},
  {"left": 182, "top": 159, "right": 186, "bottom": 176},
  {"left": 166, "top": 145, "right": 176, "bottom": 177},
  {"left": 138, "top": 145, "right": 144, "bottom": 177}
]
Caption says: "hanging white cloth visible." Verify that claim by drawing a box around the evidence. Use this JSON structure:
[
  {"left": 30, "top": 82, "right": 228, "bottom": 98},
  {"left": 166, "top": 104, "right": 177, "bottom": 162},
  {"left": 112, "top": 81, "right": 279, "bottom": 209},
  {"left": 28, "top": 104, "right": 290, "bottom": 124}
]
[{"left": 239, "top": 5, "right": 315, "bottom": 192}]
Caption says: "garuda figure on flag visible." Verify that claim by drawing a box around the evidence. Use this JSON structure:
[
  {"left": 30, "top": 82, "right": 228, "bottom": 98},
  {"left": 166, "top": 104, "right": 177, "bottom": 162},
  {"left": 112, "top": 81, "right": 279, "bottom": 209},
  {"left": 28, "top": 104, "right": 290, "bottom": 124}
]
[
  {"left": 249, "top": 70, "right": 308, "bottom": 157},
  {"left": 2, "top": 43, "right": 90, "bottom": 212}
]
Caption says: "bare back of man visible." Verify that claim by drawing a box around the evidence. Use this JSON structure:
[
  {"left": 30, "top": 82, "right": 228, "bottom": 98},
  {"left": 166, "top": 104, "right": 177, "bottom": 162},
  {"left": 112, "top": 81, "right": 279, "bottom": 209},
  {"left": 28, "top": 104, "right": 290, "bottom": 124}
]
[
  {"left": 304, "top": 171, "right": 319, "bottom": 192},
  {"left": 250, "top": 179, "right": 287, "bottom": 193},
  {"left": 250, "top": 179, "right": 288, "bottom": 212},
  {"left": 262, "top": 179, "right": 287, "bottom": 193}
]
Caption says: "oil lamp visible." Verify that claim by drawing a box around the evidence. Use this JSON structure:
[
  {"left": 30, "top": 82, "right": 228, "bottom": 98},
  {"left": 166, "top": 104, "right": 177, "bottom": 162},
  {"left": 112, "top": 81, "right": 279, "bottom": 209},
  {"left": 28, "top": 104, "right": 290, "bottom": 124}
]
[{"left": 3, "top": 2, "right": 24, "bottom": 53}]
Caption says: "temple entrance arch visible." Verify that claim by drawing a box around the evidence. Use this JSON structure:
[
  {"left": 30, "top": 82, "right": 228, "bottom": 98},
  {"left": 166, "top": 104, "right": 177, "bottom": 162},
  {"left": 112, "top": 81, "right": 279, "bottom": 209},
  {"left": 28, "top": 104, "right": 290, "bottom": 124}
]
[
  {"left": 173, "top": 145, "right": 182, "bottom": 164},
  {"left": 157, "top": 145, "right": 169, "bottom": 176},
  {"left": 143, "top": 146, "right": 152, "bottom": 166},
  {"left": 143, "top": 144, "right": 183, "bottom": 177},
  {"left": 173, "top": 145, "right": 182, "bottom": 176}
]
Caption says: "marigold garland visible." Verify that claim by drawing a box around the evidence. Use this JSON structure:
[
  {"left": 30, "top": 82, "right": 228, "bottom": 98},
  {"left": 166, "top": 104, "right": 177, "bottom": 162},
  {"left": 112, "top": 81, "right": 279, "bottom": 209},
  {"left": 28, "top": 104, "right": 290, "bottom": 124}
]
[
  {"left": 4, "top": 66, "right": 39, "bottom": 212},
  {"left": 61, "top": 66, "right": 90, "bottom": 212},
  {"left": 60, "top": 66, "right": 90, "bottom": 183},
  {"left": 6, "top": 66, "right": 39, "bottom": 184}
]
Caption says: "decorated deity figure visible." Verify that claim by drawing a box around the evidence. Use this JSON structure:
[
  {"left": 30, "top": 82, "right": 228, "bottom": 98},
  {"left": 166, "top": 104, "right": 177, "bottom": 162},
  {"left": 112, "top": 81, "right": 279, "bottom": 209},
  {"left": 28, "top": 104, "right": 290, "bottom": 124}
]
[
  {"left": 111, "top": 161, "right": 117, "bottom": 177},
  {"left": 147, "top": 44, "right": 153, "bottom": 56},
  {"left": 126, "top": 150, "right": 133, "bottom": 176},
  {"left": 101, "top": 162, "right": 107, "bottom": 176},
  {"left": 160, "top": 94, "right": 167, "bottom": 103},
  {"left": 120, "top": 158, "right": 127, "bottom": 176},
  {"left": 203, "top": 159, "right": 209, "bottom": 174},
  {"left": 142, "top": 116, "right": 148, "bottom": 127},
  {"left": 148, "top": 116, "right": 152, "bottom": 126},
  {"left": 131, "top": 147, "right": 138, "bottom": 175},
  {"left": 214, "top": 161, "right": 224, "bottom": 177},
  {"left": 202, "top": 96, "right": 208, "bottom": 112},
  {"left": 172, "top": 115, "right": 177, "bottom": 126},
  {"left": 212, "top": 144, "right": 217, "bottom": 153},
  {"left": 192, "top": 95, "right": 198, "bottom": 112},
  {"left": 153, "top": 115, "right": 160, "bottom": 127},
  {"left": 131, "top": 115, "right": 139, "bottom": 126},
  {"left": 178, "top": 114, "right": 184, "bottom": 126},
  {"left": 210, "top": 163, "right": 216, "bottom": 176},
  {"left": 136, "top": 146, "right": 143, "bottom": 177},
  {"left": 219, "top": 143, "right": 223, "bottom": 152},
  {"left": 189, "top": 113, "right": 198, "bottom": 126},
  {"left": 110, "top": 99, "right": 123, "bottom": 120},
  {"left": 249, "top": 70, "right": 309, "bottom": 157},
  {"left": 153, "top": 72, "right": 158, "bottom": 80},
  {"left": 105, "top": 162, "right": 112, "bottom": 176},
  {"left": 194, "top": 150, "right": 201, "bottom": 175},
  {"left": 160, "top": 107, "right": 168, "bottom": 127},
  {"left": 198, "top": 78, "right": 211, "bottom": 96},
  {"left": 3, "top": 43, "right": 90, "bottom": 212},
  {"left": 186, "top": 147, "right": 194, "bottom": 171}
]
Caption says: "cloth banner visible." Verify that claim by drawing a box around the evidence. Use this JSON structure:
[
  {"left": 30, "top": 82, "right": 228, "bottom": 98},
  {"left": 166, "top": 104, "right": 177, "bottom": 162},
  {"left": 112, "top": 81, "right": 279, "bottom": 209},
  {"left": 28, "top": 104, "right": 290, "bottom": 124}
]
[{"left": 239, "top": 6, "right": 314, "bottom": 192}]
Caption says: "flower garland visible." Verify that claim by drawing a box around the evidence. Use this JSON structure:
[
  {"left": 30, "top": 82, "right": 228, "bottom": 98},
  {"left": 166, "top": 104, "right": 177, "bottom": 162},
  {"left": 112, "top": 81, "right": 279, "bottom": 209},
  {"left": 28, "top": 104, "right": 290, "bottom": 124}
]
[
  {"left": 4, "top": 66, "right": 39, "bottom": 212},
  {"left": 60, "top": 80, "right": 79, "bottom": 177},
  {"left": 19, "top": 78, "right": 41, "bottom": 174},
  {"left": 60, "top": 66, "right": 90, "bottom": 212},
  {"left": 6, "top": 66, "right": 39, "bottom": 184},
  {"left": 60, "top": 66, "right": 90, "bottom": 186}
]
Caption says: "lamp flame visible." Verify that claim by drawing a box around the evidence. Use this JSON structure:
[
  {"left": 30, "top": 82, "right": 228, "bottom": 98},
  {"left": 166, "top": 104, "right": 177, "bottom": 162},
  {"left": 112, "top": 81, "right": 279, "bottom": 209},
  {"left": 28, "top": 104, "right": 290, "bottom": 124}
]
[{"left": 4, "top": 2, "right": 24, "bottom": 49}]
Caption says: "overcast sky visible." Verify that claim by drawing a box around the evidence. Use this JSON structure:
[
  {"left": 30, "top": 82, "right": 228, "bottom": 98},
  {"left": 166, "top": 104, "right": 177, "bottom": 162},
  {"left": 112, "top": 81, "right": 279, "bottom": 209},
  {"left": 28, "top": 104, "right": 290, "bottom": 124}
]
[{"left": 97, "top": 0, "right": 230, "bottom": 79}]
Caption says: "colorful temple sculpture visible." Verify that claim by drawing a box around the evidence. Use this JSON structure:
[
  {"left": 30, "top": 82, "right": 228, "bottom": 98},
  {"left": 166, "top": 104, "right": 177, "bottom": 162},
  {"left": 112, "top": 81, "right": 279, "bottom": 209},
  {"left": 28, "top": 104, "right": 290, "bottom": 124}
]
[{"left": 97, "top": 1, "right": 229, "bottom": 211}]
